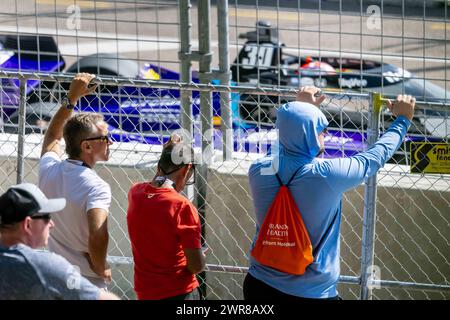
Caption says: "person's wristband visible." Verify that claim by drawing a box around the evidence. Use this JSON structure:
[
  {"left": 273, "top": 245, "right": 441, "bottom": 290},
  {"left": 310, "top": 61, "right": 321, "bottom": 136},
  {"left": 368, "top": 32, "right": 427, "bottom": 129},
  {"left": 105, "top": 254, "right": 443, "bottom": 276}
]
[{"left": 61, "top": 95, "right": 76, "bottom": 110}]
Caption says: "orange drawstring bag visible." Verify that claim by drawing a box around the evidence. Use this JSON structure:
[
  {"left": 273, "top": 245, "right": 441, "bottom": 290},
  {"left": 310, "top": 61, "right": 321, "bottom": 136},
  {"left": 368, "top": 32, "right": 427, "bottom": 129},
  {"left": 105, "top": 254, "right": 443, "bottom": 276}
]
[{"left": 251, "top": 169, "right": 314, "bottom": 275}]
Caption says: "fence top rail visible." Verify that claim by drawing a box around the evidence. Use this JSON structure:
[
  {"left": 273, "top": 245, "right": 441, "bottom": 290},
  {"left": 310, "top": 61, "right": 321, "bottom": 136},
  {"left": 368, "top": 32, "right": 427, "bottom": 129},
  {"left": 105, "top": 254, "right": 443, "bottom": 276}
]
[
  {"left": 1, "top": 70, "right": 448, "bottom": 111},
  {"left": 0, "top": 70, "right": 368, "bottom": 98}
]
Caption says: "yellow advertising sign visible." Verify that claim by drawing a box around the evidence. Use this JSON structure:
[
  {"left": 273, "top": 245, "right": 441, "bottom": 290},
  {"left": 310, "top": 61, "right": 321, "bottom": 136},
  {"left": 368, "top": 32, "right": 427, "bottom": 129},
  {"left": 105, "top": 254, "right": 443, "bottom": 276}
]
[{"left": 410, "top": 142, "right": 450, "bottom": 174}]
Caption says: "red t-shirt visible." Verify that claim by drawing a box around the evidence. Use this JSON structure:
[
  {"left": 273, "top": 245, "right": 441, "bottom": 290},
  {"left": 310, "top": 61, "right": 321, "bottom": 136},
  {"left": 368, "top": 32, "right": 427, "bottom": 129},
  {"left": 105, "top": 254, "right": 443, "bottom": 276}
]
[{"left": 126, "top": 182, "right": 201, "bottom": 300}]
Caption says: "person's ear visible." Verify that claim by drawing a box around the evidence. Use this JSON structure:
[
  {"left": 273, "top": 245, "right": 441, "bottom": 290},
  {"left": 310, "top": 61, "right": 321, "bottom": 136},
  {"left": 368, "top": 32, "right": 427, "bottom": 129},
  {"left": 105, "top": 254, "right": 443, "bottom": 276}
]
[
  {"left": 22, "top": 217, "right": 33, "bottom": 235},
  {"left": 182, "top": 164, "right": 192, "bottom": 178},
  {"left": 80, "top": 141, "right": 92, "bottom": 154}
]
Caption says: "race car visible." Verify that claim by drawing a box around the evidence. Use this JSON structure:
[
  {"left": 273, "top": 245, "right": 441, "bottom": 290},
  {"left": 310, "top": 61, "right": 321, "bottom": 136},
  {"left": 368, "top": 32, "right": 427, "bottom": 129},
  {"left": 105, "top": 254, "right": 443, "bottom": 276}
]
[
  {"left": 0, "top": 25, "right": 447, "bottom": 163},
  {"left": 230, "top": 20, "right": 448, "bottom": 162},
  {"left": 232, "top": 21, "right": 448, "bottom": 125}
]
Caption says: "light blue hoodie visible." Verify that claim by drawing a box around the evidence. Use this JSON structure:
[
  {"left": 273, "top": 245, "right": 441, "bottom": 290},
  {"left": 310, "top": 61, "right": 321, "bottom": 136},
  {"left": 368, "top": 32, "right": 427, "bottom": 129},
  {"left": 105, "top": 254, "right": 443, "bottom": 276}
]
[{"left": 248, "top": 101, "right": 411, "bottom": 299}]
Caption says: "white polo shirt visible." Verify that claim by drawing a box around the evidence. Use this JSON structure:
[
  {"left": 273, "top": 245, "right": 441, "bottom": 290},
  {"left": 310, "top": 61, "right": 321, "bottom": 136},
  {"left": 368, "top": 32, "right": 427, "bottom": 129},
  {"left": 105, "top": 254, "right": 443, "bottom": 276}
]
[{"left": 39, "top": 152, "right": 111, "bottom": 280}]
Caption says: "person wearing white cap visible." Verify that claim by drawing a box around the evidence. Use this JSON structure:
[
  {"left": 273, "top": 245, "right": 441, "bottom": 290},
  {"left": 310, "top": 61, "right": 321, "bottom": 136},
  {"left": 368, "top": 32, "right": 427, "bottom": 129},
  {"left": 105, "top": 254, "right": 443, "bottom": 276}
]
[{"left": 0, "top": 183, "right": 119, "bottom": 300}]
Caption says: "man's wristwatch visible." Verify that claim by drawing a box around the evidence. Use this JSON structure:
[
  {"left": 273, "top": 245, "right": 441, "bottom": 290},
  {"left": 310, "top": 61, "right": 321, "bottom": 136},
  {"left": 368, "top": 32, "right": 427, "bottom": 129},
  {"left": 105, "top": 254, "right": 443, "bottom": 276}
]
[{"left": 61, "top": 95, "right": 76, "bottom": 110}]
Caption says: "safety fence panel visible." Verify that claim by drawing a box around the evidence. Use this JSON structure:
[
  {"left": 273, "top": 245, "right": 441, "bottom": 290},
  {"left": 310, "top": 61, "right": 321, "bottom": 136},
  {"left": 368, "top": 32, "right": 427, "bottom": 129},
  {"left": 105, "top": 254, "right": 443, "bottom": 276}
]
[
  {"left": 0, "top": 0, "right": 180, "bottom": 76},
  {"left": 202, "top": 89, "right": 371, "bottom": 300},
  {"left": 228, "top": 1, "right": 449, "bottom": 103},
  {"left": 0, "top": 71, "right": 449, "bottom": 300},
  {"left": 371, "top": 101, "right": 449, "bottom": 300}
]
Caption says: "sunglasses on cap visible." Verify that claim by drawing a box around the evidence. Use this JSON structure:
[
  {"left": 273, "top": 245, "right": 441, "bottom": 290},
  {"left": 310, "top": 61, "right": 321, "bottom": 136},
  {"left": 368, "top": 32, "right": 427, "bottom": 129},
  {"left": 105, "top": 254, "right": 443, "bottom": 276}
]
[
  {"left": 81, "top": 133, "right": 112, "bottom": 143},
  {"left": 31, "top": 214, "right": 51, "bottom": 224}
]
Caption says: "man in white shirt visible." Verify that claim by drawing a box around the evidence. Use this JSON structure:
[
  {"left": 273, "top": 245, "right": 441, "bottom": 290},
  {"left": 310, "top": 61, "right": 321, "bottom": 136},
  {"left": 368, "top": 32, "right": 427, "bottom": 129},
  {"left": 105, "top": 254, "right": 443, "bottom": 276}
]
[{"left": 39, "top": 73, "right": 112, "bottom": 288}]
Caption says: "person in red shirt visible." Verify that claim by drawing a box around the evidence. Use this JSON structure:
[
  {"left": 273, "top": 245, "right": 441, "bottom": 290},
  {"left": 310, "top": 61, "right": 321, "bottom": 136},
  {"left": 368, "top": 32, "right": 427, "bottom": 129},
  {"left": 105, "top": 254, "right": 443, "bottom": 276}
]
[{"left": 127, "top": 135, "right": 205, "bottom": 300}]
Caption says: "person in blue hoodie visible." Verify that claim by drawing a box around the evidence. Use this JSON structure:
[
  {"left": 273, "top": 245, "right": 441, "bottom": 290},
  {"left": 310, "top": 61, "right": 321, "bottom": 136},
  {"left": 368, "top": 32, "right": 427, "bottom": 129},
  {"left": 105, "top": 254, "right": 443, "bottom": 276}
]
[{"left": 244, "top": 86, "right": 416, "bottom": 300}]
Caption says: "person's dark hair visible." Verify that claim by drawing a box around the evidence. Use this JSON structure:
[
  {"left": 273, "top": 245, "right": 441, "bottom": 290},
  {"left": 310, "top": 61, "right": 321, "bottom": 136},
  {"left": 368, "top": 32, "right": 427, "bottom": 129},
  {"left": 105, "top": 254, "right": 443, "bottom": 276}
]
[
  {"left": 0, "top": 222, "right": 20, "bottom": 232},
  {"left": 63, "top": 113, "right": 104, "bottom": 158},
  {"left": 158, "top": 134, "right": 195, "bottom": 175}
]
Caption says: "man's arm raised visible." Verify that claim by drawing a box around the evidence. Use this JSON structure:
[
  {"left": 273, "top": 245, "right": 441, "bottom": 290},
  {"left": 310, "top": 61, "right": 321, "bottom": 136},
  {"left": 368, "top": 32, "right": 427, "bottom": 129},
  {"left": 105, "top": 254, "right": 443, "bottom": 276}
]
[{"left": 41, "top": 73, "right": 97, "bottom": 157}]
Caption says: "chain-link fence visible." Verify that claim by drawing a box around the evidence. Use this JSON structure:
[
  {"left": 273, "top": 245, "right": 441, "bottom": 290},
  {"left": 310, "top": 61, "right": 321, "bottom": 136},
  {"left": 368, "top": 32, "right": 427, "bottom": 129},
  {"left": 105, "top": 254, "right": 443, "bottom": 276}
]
[
  {"left": 0, "top": 70, "right": 448, "bottom": 300},
  {"left": 228, "top": 0, "right": 450, "bottom": 99},
  {"left": 1, "top": 1, "right": 448, "bottom": 97},
  {"left": 0, "top": 0, "right": 180, "bottom": 75},
  {"left": 0, "top": 0, "right": 449, "bottom": 300},
  {"left": 370, "top": 99, "right": 449, "bottom": 300}
]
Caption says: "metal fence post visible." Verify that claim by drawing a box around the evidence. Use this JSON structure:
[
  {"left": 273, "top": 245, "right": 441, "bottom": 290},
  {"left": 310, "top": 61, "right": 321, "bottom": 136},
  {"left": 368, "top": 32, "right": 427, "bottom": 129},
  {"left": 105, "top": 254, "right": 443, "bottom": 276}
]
[
  {"left": 16, "top": 77, "right": 27, "bottom": 184},
  {"left": 198, "top": 0, "right": 213, "bottom": 157},
  {"left": 179, "top": 0, "right": 196, "bottom": 204},
  {"left": 217, "top": 0, "right": 233, "bottom": 161},
  {"left": 360, "top": 92, "right": 383, "bottom": 300},
  {"left": 196, "top": 0, "right": 213, "bottom": 300},
  {"left": 179, "top": 0, "right": 193, "bottom": 138}
]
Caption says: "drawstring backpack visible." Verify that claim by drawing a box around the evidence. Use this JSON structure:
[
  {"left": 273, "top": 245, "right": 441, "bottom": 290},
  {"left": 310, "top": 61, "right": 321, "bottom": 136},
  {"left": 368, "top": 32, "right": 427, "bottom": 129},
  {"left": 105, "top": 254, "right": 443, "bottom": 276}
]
[{"left": 251, "top": 168, "right": 314, "bottom": 275}]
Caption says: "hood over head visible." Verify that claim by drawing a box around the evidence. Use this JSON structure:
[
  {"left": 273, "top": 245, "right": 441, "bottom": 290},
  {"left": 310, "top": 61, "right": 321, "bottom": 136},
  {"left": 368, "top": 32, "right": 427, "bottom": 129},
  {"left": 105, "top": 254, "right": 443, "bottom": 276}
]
[{"left": 276, "top": 101, "right": 329, "bottom": 160}]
